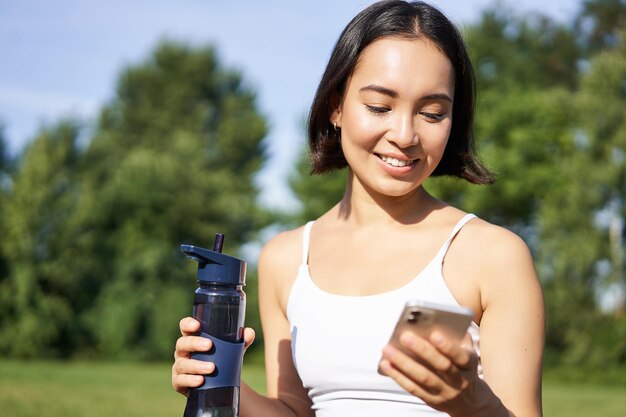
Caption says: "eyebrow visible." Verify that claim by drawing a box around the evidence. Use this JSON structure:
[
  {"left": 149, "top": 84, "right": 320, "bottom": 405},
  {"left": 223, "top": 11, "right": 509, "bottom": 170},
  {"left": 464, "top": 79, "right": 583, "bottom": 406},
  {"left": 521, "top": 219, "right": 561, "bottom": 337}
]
[
  {"left": 359, "top": 84, "right": 398, "bottom": 98},
  {"left": 358, "top": 84, "right": 453, "bottom": 103},
  {"left": 423, "top": 93, "right": 453, "bottom": 103}
]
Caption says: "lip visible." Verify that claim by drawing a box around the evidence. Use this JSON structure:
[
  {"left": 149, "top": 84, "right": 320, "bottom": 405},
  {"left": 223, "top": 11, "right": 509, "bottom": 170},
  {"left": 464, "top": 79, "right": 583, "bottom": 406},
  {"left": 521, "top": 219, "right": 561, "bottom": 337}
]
[{"left": 375, "top": 153, "right": 418, "bottom": 176}]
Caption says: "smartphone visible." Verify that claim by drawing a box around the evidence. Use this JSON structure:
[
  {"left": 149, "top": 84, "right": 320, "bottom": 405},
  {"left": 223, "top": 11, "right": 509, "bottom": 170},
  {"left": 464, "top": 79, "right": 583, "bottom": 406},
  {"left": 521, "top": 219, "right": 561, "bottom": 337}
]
[{"left": 387, "top": 300, "right": 474, "bottom": 352}]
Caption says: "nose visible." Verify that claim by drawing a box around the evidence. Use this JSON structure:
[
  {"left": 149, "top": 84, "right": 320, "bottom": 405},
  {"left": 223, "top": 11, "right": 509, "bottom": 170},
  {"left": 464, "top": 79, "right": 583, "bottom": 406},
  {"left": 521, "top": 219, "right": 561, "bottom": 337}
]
[{"left": 387, "top": 112, "right": 418, "bottom": 148}]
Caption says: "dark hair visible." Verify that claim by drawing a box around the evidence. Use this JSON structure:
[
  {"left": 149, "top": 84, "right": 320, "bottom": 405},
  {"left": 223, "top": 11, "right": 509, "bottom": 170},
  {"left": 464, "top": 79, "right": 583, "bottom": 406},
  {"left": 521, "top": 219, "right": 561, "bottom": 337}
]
[{"left": 307, "top": 0, "right": 494, "bottom": 184}]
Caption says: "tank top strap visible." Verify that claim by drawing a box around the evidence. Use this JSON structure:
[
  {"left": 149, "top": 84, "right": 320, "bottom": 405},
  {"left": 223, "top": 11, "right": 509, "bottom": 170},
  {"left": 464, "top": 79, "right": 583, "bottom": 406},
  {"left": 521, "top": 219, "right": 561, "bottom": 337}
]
[
  {"left": 433, "top": 213, "right": 476, "bottom": 262},
  {"left": 301, "top": 221, "right": 315, "bottom": 265}
]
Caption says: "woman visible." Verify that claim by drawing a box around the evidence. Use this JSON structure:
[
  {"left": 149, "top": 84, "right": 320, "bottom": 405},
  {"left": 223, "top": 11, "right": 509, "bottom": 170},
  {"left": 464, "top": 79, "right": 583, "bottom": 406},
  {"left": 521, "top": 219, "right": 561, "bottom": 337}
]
[{"left": 173, "top": 1, "right": 545, "bottom": 416}]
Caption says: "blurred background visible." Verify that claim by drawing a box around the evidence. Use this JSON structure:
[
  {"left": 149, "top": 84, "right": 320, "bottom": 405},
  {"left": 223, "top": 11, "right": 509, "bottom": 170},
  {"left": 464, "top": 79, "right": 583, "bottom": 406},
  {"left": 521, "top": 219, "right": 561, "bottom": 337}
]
[{"left": 0, "top": 0, "right": 625, "bottom": 416}]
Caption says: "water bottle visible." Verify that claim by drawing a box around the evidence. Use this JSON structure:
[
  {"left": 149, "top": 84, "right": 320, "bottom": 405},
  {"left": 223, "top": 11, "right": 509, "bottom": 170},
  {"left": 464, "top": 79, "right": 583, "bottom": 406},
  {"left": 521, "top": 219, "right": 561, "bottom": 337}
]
[{"left": 181, "top": 233, "right": 246, "bottom": 417}]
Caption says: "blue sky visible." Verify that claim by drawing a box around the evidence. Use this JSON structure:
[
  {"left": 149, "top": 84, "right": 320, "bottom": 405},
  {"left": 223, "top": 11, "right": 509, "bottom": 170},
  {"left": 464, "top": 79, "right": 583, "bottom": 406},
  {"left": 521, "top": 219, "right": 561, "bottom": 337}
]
[{"left": 0, "top": 0, "right": 581, "bottom": 210}]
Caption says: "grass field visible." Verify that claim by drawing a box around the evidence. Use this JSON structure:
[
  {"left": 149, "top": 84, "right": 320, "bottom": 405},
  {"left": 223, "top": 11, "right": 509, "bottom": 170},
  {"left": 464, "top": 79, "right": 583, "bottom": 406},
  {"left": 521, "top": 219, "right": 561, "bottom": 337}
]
[{"left": 1, "top": 359, "right": 625, "bottom": 417}]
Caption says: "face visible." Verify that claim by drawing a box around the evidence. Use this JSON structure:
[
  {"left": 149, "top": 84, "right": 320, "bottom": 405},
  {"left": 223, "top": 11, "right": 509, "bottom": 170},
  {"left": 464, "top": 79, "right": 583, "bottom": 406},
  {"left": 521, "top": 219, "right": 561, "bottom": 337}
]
[{"left": 331, "top": 36, "right": 455, "bottom": 199}]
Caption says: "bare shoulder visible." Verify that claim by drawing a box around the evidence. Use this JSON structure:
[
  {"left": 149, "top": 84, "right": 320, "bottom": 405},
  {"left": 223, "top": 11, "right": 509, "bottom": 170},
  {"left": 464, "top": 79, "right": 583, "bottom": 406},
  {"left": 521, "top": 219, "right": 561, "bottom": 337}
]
[
  {"left": 460, "top": 217, "right": 533, "bottom": 264},
  {"left": 448, "top": 216, "right": 541, "bottom": 309},
  {"left": 258, "top": 225, "right": 307, "bottom": 309},
  {"left": 259, "top": 226, "right": 304, "bottom": 273}
]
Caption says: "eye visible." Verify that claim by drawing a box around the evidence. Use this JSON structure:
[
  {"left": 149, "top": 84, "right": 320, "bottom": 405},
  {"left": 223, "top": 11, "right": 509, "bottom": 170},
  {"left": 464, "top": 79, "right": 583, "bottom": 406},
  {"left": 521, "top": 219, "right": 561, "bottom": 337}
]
[
  {"left": 365, "top": 104, "right": 390, "bottom": 115},
  {"left": 420, "top": 112, "right": 445, "bottom": 122}
]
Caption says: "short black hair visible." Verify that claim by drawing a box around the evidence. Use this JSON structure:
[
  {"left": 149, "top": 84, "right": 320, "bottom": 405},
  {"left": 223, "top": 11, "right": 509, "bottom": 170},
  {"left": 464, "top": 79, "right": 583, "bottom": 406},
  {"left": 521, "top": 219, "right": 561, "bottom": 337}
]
[{"left": 307, "top": 0, "right": 494, "bottom": 184}]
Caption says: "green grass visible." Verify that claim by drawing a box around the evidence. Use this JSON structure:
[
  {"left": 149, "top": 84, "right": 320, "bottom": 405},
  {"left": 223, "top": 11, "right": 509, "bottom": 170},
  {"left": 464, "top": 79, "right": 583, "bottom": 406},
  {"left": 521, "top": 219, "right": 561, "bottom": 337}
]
[
  {"left": 1, "top": 359, "right": 624, "bottom": 417},
  {"left": 542, "top": 367, "right": 626, "bottom": 417},
  {"left": 0, "top": 359, "right": 266, "bottom": 417},
  {"left": 543, "top": 383, "right": 626, "bottom": 417}
]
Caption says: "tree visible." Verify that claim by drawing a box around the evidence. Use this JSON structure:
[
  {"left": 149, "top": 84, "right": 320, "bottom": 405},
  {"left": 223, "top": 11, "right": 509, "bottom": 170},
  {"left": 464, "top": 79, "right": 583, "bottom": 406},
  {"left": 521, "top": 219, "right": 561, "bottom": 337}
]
[
  {"left": 466, "top": 6, "right": 581, "bottom": 92},
  {"left": 70, "top": 41, "right": 266, "bottom": 357},
  {"left": 577, "top": 0, "right": 626, "bottom": 53},
  {"left": 0, "top": 121, "right": 82, "bottom": 358},
  {"left": 0, "top": 123, "right": 10, "bottom": 175},
  {"left": 577, "top": 26, "right": 626, "bottom": 263},
  {"left": 573, "top": 28, "right": 626, "bottom": 359},
  {"left": 73, "top": 40, "right": 269, "bottom": 359},
  {"left": 0, "top": 125, "right": 13, "bottom": 319},
  {"left": 288, "top": 149, "right": 346, "bottom": 225},
  {"left": 0, "top": 40, "right": 269, "bottom": 360}
]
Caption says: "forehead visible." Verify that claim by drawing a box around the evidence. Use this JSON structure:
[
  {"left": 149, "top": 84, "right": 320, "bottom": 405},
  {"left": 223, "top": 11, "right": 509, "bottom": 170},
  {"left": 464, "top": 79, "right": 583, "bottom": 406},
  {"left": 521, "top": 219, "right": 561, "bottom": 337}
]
[{"left": 350, "top": 37, "right": 454, "bottom": 94}]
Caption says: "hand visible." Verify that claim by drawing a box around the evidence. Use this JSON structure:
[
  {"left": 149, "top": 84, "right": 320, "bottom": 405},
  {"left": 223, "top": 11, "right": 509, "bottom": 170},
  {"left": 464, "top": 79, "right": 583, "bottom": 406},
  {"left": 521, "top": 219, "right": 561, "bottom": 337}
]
[
  {"left": 171, "top": 317, "right": 256, "bottom": 396},
  {"left": 379, "top": 331, "right": 489, "bottom": 416}
]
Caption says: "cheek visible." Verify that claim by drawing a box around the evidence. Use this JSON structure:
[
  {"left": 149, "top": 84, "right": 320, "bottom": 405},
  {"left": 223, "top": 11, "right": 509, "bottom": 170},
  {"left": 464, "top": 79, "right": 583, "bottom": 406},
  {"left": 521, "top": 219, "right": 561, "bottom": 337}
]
[
  {"left": 420, "top": 123, "right": 451, "bottom": 157},
  {"left": 341, "top": 108, "right": 385, "bottom": 145}
]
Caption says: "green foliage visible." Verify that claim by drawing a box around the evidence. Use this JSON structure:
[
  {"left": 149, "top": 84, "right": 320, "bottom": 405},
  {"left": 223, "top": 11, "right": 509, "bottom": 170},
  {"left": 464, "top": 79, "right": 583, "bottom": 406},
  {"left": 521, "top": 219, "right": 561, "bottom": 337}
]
[
  {"left": 466, "top": 6, "right": 581, "bottom": 91},
  {"left": 76, "top": 40, "right": 269, "bottom": 359},
  {"left": 0, "top": 40, "right": 269, "bottom": 360},
  {"left": 577, "top": 0, "right": 626, "bottom": 53},
  {"left": 288, "top": 149, "right": 346, "bottom": 224},
  {"left": 0, "top": 123, "right": 11, "bottom": 175},
  {"left": 0, "top": 125, "right": 12, "bottom": 285},
  {"left": 427, "top": 88, "right": 578, "bottom": 232},
  {"left": 0, "top": 121, "right": 82, "bottom": 357}
]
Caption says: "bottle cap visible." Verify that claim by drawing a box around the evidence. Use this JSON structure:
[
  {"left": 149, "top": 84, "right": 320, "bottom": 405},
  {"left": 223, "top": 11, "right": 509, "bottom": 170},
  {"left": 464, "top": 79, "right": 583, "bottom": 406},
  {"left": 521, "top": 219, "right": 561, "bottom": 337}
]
[{"left": 180, "top": 234, "right": 246, "bottom": 285}]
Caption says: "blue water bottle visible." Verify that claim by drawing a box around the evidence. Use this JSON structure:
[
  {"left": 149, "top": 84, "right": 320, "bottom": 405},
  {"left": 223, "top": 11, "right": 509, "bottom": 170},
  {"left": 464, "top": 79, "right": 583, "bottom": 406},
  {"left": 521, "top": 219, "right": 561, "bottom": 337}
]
[{"left": 181, "top": 233, "right": 246, "bottom": 417}]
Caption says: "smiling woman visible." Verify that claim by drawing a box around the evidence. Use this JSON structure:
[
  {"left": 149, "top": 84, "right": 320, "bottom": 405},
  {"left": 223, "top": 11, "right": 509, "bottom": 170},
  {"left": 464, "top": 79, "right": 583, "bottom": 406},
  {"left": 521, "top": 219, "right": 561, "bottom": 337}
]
[{"left": 172, "top": 2, "right": 545, "bottom": 417}]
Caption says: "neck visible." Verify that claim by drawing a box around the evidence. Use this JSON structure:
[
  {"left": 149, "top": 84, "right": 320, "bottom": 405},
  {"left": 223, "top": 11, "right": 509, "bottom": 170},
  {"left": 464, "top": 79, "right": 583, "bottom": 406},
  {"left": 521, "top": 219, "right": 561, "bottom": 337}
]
[{"left": 337, "top": 170, "right": 441, "bottom": 226}]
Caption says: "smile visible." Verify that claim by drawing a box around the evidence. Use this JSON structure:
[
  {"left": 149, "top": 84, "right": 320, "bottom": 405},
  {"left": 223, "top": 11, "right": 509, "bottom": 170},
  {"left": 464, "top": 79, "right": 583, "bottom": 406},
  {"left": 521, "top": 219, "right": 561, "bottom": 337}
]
[{"left": 378, "top": 154, "right": 416, "bottom": 168}]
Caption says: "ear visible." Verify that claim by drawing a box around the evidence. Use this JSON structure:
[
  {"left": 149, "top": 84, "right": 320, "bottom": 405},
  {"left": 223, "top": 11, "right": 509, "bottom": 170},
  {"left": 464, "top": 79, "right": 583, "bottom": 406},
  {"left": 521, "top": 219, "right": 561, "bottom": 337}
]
[{"left": 329, "top": 92, "right": 343, "bottom": 128}]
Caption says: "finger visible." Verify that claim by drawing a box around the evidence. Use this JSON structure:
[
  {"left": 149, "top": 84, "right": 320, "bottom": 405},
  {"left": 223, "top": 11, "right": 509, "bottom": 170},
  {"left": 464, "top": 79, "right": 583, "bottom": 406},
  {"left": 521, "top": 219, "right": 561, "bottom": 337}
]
[
  {"left": 399, "top": 332, "right": 456, "bottom": 375},
  {"left": 381, "top": 344, "right": 445, "bottom": 395},
  {"left": 174, "top": 357, "right": 216, "bottom": 376},
  {"left": 174, "top": 336, "right": 213, "bottom": 359},
  {"left": 180, "top": 317, "right": 201, "bottom": 336},
  {"left": 172, "top": 372, "right": 205, "bottom": 394},
  {"left": 430, "top": 331, "right": 475, "bottom": 371},
  {"left": 379, "top": 356, "right": 442, "bottom": 400},
  {"left": 243, "top": 327, "right": 256, "bottom": 350}
]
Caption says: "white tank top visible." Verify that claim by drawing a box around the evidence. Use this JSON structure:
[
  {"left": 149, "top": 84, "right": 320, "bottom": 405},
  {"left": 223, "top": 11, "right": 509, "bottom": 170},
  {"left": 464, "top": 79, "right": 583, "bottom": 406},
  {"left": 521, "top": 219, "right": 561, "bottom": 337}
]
[{"left": 286, "top": 214, "right": 480, "bottom": 417}]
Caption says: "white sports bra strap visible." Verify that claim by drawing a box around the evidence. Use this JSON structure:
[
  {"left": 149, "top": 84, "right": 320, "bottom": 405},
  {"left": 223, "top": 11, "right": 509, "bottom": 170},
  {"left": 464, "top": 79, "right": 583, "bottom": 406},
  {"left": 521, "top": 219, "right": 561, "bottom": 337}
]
[
  {"left": 301, "top": 221, "right": 315, "bottom": 265},
  {"left": 435, "top": 213, "right": 476, "bottom": 261}
]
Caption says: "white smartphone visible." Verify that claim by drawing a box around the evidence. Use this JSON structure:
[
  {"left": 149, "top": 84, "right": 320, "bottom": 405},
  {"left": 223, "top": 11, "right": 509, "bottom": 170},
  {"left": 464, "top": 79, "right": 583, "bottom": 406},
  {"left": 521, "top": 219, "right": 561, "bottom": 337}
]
[{"left": 387, "top": 300, "right": 474, "bottom": 352}]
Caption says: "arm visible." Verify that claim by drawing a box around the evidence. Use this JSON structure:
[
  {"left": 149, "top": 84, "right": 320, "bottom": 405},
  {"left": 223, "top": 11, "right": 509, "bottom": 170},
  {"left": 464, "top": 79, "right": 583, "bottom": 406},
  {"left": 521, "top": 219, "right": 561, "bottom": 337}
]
[
  {"left": 247, "top": 231, "right": 314, "bottom": 417},
  {"left": 472, "top": 229, "right": 545, "bottom": 416},
  {"left": 380, "top": 224, "right": 544, "bottom": 417}
]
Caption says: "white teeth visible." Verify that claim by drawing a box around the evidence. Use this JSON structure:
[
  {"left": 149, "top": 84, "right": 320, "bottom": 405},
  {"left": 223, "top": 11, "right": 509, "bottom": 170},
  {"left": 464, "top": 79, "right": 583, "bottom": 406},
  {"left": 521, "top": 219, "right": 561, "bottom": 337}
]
[{"left": 380, "top": 155, "right": 414, "bottom": 167}]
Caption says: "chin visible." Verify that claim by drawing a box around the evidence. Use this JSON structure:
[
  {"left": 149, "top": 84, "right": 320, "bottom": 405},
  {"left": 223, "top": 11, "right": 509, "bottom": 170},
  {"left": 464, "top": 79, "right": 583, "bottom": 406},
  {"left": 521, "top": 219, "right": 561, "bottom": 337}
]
[{"left": 369, "top": 181, "right": 422, "bottom": 199}]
